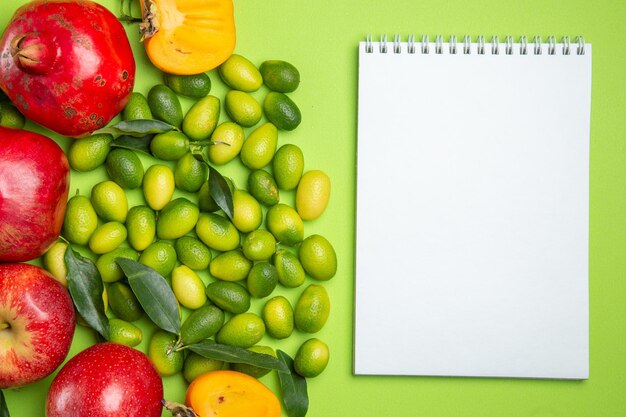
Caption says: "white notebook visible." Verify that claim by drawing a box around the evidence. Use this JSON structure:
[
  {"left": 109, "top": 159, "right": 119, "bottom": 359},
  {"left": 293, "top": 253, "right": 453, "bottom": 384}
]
[{"left": 354, "top": 35, "right": 591, "bottom": 379}]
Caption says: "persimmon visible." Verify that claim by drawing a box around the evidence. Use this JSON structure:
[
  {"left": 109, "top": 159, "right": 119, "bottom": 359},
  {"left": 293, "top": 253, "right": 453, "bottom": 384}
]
[
  {"left": 139, "top": 0, "right": 236, "bottom": 75},
  {"left": 185, "top": 370, "right": 281, "bottom": 417}
]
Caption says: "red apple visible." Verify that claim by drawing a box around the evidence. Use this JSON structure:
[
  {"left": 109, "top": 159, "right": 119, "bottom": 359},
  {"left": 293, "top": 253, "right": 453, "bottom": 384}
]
[
  {"left": 46, "top": 342, "right": 164, "bottom": 417},
  {"left": 0, "top": 263, "right": 75, "bottom": 389},
  {"left": 0, "top": 126, "right": 70, "bottom": 262}
]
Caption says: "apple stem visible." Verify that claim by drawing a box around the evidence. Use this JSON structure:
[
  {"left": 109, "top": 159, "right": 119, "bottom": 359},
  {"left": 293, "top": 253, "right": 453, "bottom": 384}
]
[{"left": 0, "top": 322, "right": 9, "bottom": 330}]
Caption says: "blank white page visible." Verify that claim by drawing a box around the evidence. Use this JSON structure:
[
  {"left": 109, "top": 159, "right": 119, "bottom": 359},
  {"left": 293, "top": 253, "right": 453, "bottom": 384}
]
[{"left": 354, "top": 39, "right": 591, "bottom": 379}]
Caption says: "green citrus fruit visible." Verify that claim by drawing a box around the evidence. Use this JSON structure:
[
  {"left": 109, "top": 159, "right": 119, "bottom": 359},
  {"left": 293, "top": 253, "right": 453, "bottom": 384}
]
[
  {"left": 224, "top": 90, "right": 262, "bottom": 127},
  {"left": 62, "top": 194, "right": 99, "bottom": 245},
  {"left": 296, "top": 170, "right": 331, "bottom": 221},
  {"left": 107, "top": 281, "right": 143, "bottom": 322},
  {"left": 298, "top": 234, "right": 337, "bottom": 281},
  {"left": 156, "top": 197, "right": 200, "bottom": 240},
  {"left": 126, "top": 205, "right": 156, "bottom": 251},
  {"left": 294, "top": 338, "right": 329, "bottom": 378},
  {"left": 294, "top": 284, "right": 330, "bottom": 333},
  {"left": 207, "top": 122, "right": 244, "bottom": 165},
  {"left": 183, "top": 352, "right": 224, "bottom": 383},
  {"left": 266, "top": 203, "right": 304, "bottom": 246},
  {"left": 262, "top": 295, "right": 294, "bottom": 339},
  {"left": 263, "top": 92, "right": 301, "bottom": 131},
  {"left": 209, "top": 250, "right": 252, "bottom": 282},
  {"left": 175, "top": 236, "right": 212, "bottom": 270},
  {"left": 42, "top": 241, "right": 68, "bottom": 286},
  {"left": 205, "top": 281, "right": 250, "bottom": 314},
  {"left": 273, "top": 144, "right": 304, "bottom": 190},
  {"left": 88, "top": 221, "right": 127, "bottom": 254},
  {"left": 216, "top": 312, "right": 265, "bottom": 348},
  {"left": 172, "top": 265, "right": 207, "bottom": 310},
  {"left": 108, "top": 318, "right": 143, "bottom": 347},
  {"left": 247, "top": 169, "right": 279, "bottom": 206},
  {"left": 175, "top": 152, "right": 208, "bottom": 193},
  {"left": 143, "top": 164, "right": 175, "bottom": 211},
  {"left": 242, "top": 229, "right": 276, "bottom": 261},
  {"left": 182, "top": 95, "right": 221, "bottom": 141},
  {"left": 90, "top": 180, "right": 128, "bottom": 223},
  {"left": 259, "top": 60, "right": 300, "bottom": 93},
  {"left": 273, "top": 249, "right": 305, "bottom": 288},
  {"left": 164, "top": 72, "right": 211, "bottom": 98},
  {"left": 67, "top": 134, "right": 112, "bottom": 172},
  {"left": 240, "top": 123, "right": 278, "bottom": 170},
  {"left": 232, "top": 190, "right": 263, "bottom": 233},
  {"left": 195, "top": 213, "right": 240, "bottom": 252},
  {"left": 218, "top": 54, "right": 263, "bottom": 92},
  {"left": 138, "top": 241, "right": 177, "bottom": 277},
  {"left": 105, "top": 148, "right": 144, "bottom": 189},
  {"left": 96, "top": 246, "right": 139, "bottom": 283},
  {"left": 147, "top": 84, "right": 183, "bottom": 128},
  {"left": 231, "top": 345, "right": 276, "bottom": 378},
  {"left": 180, "top": 304, "right": 225, "bottom": 345},
  {"left": 150, "top": 131, "right": 190, "bottom": 161},
  {"left": 122, "top": 92, "right": 152, "bottom": 120},
  {"left": 247, "top": 262, "right": 278, "bottom": 298},
  {"left": 0, "top": 102, "right": 25, "bottom": 129},
  {"left": 148, "top": 330, "right": 184, "bottom": 376}
]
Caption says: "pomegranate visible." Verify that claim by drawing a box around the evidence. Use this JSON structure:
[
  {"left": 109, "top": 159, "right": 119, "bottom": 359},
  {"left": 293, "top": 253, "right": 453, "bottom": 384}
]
[
  {"left": 0, "top": 126, "right": 70, "bottom": 262},
  {"left": 0, "top": 0, "right": 136, "bottom": 137}
]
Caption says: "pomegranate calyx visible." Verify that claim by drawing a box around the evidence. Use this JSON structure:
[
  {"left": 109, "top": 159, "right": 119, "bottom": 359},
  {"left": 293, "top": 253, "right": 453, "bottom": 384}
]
[{"left": 10, "top": 33, "right": 57, "bottom": 75}]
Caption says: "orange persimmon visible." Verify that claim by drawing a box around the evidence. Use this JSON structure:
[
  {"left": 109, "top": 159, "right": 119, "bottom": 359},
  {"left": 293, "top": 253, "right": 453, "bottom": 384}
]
[
  {"left": 185, "top": 370, "right": 281, "bottom": 417},
  {"left": 139, "top": 0, "right": 236, "bottom": 75}
]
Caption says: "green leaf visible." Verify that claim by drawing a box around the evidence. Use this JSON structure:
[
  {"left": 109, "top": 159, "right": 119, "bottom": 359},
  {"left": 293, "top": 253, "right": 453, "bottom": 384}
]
[
  {"left": 277, "top": 350, "right": 309, "bottom": 417},
  {"left": 116, "top": 258, "right": 181, "bottom": 334},
  {"left": 0, "top": 390, "right": 10, "bottom": 417},
  {"left": 64, "top": 246, "right": 110, "bottom": 341},
  {"left": 208, "top": 166, "right": 234, "bottom": 220},
  {"left": 188, "top": 341, "right": 289, "bottom": 374},
  {"left": 110, "top": 134, "right": 154, "bottom": 154},
  {"left": 96, "top": 119, "right": 175, "bottom": 137}
]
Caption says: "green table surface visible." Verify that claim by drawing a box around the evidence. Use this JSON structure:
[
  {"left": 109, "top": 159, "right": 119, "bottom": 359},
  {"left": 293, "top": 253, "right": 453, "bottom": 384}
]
[{"left": 2, "top": 0, "right": 626, "bottom": 416}]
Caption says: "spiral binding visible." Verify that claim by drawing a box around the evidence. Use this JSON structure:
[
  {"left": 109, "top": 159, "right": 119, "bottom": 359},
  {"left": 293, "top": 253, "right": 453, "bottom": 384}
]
[{"left": 364, "top": 34, "right": 586, "bottom": 55}]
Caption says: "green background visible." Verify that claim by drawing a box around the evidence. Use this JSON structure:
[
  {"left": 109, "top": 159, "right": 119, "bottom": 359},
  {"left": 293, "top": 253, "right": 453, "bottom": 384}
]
[{"left": 2, "top": 0, "right": 625, "bottom": 416}]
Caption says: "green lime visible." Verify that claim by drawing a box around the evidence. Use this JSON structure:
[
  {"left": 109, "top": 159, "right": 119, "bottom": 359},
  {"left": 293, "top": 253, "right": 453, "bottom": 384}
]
[
  {"left": 294, "top": 338, "right": 329, "bottom": 378},
  {"left": 232, "top": 190, "right": 263, "bottom": 233},
  {"left": 147, "top": 84, "right": 183, "bottom": 128},
  {"left": 247, "top": 262, "right": 278, "bottom": 298},
  {"left": 183, "top": 352, "right": 223, "bottom": 383},
  {"left": 0, "top": 102, "right": 25, "bottom": 129},
  {"left": 224, "top": 90, "right": 262, "bottom": 127},
  {"left": 138, "top": 241, "right": 177, "bottom": 277},
  {"left": 195, "top": 213, "right": 240, "bottom": 252},
  {"left": 266, "top": 203, "right": 304, "bottom": 246},
  {"left": 207, "top": 122, "right": 245, "bottom": 165},
  {"left": 105, "top": 148, "right": 144, "bottom": 189},
  {"left": 259, "top": 60, "right": 300, "bottom": 93},
  {"left": 198, "top": 176, "right": 235, "bottom": 212},
  {"left": 175, "top": 236, "right": 212, "bottom": 270},
  {"left": 216, "top": 312, "right": 265, "bottom": 348},
  {"left": 107, "top": 281, "right": 143, "bottom": 322},
  {"left": 218, "top": 54, "right": 263, "bottom": 92},
  {"left": 96, "top": 246, "right": 139, "bottom": 283},
  {"left": 150, "top": 131, "right": 190, "bottom": 161},
  {"left": 126, "top": 205, "right": 156, "bottom": 251},
  {"left": 62, "top": 194, "right": 98, "bottom": 245},
  {"left": 262, "top": 295, "right": 294, "bottom": 339},
  {"left": 156, "top": 197, "right": 200, "bottom": 240},
  {"left": 273, "top": 249, "right": 305, "bottom": 288},
  {"left": 172, "top": 265, "right": 207, "bottom": 310},
  {"left": 205, "top": 281, "right": 250, "bottom": 314},
  {"left": 42, "top": 241, "right": 68, "bottom": 286},
  {"left": 180, "top": 304, "right": 225, "bottom": 345},
  {"left": 143, "top": 164, "right": 175, "bottom": 211},
  {"left": 209, "top": 250, "right": 252, "bottom": 282},
  {"left": 122, "top": 92, "right": 153, "bottom": 120},
  {"left": 294, "top": 284, "right": 330, "bottom": 333},
  {"left": 242, "top": 229, "right": 276, "bottom": 261},
  {"left": 67, "top": 134, "right": 112, "bottom": 172},
  {"left": 88, "top": 221, "right": 127, "bottom": 254},
  {"left": 108, "top": 318, "right": 143, "bottom": 347},
  {"left": 240, "top": 123, "right": 278, "bottom": 170},
  {"left": 231, "top": 345, "right": 276, "bottom": 378},
  {"left": 263, "top": 92, "right": 301, "bottom": 131},
  {"left": 299, "top": 234, "right": 337, "bottom": 281},
  {"left": 164, "top": 72, "right": 211, "bottom": 98},
  {"left": 90, "top": 180, "right": 129, "bottom": 223},
  {"left": 175, "top": 152, "right": 208, "bottom": 193},
  {"left": 183, "top": 95, "right": 221, "bottom": 141},
  {"left": 148, "top": 330, "right": 184, "bottom": 376},
  {"left": 247, "top": 170, "right": 279, "bottom": 206},
  {"left": 273, "top": 144, "right": 304, "bottom": 190}
]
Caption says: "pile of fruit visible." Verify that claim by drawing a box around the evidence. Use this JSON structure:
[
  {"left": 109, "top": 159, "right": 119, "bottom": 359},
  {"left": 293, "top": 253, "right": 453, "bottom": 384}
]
[{"left": 0, "top": 1, "right": 336, "bottom": 417}]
